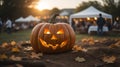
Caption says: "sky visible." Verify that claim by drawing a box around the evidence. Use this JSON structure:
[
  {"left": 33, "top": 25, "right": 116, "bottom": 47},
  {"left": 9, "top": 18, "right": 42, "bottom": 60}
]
[{"left": 35, "top": 0, "right": 103, "bottom": 10}]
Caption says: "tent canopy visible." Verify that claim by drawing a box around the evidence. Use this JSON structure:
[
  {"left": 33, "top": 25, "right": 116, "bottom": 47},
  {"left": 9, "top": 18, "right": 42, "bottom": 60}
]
[
  {"left": 60, "top": 11, "right": 70, "bottom": 16},
  {"left": 15, "top": 17, "right": 25, "bottom": 22},
  {"left": 24, "top": 15, "right": 40, "bottom": 22},
  {"left": 69, "top": 6, "right": 112, "bottom": 25},
  {"left": 15, "top": 15, "right": 40, "bottom": 23}
]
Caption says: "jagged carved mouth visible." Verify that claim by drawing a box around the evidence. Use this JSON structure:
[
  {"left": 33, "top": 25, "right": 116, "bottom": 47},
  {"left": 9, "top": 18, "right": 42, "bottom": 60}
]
[{"left": 39, "top": 39, "right": 67, "bottom": 50}]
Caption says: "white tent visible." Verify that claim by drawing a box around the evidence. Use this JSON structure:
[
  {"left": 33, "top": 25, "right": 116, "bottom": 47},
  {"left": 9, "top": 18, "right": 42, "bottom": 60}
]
[
  {"left": 69, "top": 6, "right": 112, "bottom": 25},
  {"left": 15, "top": 15, "right": 40, "bottom": 23},
  {"left": 15, "top": 17, "right": 25, "bottom": 22},
  {"left": 60, "top": 11, "right": 70, "bottom": 16},
  {"left": 24, "top": 15, "right": 40, "bottom": 22}
]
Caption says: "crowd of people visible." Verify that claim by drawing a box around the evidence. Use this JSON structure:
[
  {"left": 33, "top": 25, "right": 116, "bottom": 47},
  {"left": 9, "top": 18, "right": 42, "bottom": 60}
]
[
  {"left": 0, "top": 18, "right": 37, "bottom": 34},
  {"left": 0, "top": 18, "right": 13, "bottom": 34},
  {"left": 71, "top": 13, "right": 120, "bottom": 35},
  {"left": 0, "top": 14, "right": 119, "bottom": 35}
]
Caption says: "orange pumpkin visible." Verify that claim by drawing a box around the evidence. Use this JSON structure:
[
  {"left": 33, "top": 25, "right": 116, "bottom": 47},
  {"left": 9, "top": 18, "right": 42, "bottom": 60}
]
[{"left": 30, "top": 14, "right": 75, "bottom": 53}]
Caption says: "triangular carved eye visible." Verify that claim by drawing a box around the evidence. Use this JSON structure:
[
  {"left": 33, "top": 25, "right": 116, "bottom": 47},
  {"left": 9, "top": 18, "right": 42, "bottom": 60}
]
[
  {"left": 44, "top": 29, "right": 51, "bottom": 34},
  {"left": 57, "top": 29, "right": 64, "bottom": 34}
]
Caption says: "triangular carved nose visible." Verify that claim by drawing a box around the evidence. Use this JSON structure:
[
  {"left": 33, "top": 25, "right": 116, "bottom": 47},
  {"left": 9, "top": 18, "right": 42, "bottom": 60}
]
[{"left": 51, "top": 35, "right": 57, "bottom": 40}]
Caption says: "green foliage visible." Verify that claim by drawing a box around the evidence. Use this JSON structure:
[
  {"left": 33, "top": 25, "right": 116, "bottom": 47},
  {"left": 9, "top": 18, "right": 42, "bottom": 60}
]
[
  {"left": 0, "top": 0, "right": 60, "bottom": 20},
  {"left": 0, "top": 29, "right": 32, "bottom": 44},
  {"left": 49, "top": 8, "right": 60, "bottom": 15},
  {"left": 0, "top": 0, "right": 119, "bottom": 21},
  {"left": 75, "top": 1, "right": 102, "bottom": 12},
  {"left": 0, "top": 0, "right": 39, "bottom": 19},
  {"left": 0, "top": 29, "right": 119, "bottom": 44},
  {"left": 74, "top": 0, "right": 120, "bottom": 20},
  {"left": 102, "top": 0, "right": 120, "bottom": 19}
]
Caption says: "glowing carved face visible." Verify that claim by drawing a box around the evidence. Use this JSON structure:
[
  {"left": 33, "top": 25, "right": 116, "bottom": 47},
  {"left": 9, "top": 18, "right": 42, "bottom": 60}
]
[{"left": 39, "top": 28, "right": 67, "bottom": 50}]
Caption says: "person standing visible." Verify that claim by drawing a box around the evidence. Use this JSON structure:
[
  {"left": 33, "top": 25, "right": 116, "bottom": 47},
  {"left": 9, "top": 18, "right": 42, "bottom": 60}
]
[
  {"left": 71, "top": 19, "right": 76, "bottom": 31},
  {"left": 96, "top": 13, "right": 106, "bottom": 36},
  {"left": 106, "top": 20, "right": 112, "bottom": 31},
  {"left": 5, "top": 18, "right": 12, "bottom": 34},
  {"left": 0, "top": 18, "right": 2, "bottom": 33}
]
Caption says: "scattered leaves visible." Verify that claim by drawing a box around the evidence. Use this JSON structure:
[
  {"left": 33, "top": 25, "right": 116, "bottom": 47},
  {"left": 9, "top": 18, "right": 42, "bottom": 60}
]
[
  {"left": 81, "top": 37, "right": 95, "bottom": 45},
  {"left": 15, "top": 64, "right": 23, "bottom": 67},
  {"left": 75, "top": 56, "right": 86, "bottom": 63},
  {"left": 102, "top": 55, "right": 116, "bottom": 63},
  {"left": 72, "top": 45, "right": 87, "bottom": 52},
  {"left": 94, "top": 40, "right": 99, "bottom": 43},
  {"left": 109, "top": 41, "right": 120, "bottom": 48},
  {"left": 89, "top": 41, "right": 95, "bottom": 45},
  {"left": 72, "top": 45, "right": 82, "bottom": 51},
  {"left": 81, "top": 48, "right": 88, "bottom": 52},
  {"left": 9, "top": 55, "right": 22, "bottom": 61},
  {"left": 0, "top": 54, "right": 8, "bottom": 60},
  {"left": 24, "top": 46, "right": 33, "bottom": 51},
  {"left": 81, "top": 38, "right": 88, "bottom": 43},
  {"left": 30, "top": 52, "right": 43, "bottom": 59},
  {"left": 11, "top": 47, "right": 20, "bottom": 53}
]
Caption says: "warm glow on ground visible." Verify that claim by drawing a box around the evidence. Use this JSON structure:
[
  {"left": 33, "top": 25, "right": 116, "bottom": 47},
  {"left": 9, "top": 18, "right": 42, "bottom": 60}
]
[{"left": 35, "top": 1, "right": 50, "bottom": 11}]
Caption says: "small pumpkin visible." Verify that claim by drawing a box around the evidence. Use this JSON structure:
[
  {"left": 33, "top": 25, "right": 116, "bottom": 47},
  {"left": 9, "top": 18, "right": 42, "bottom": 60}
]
[{"left": 30, "top": 14, "right": 75, "bottom": 53}]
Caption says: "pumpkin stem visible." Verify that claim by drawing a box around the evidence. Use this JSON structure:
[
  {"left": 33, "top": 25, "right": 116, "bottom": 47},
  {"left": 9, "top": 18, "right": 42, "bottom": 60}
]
[{"left": 49, "top": 13, "right": 59, "bottom": 24}]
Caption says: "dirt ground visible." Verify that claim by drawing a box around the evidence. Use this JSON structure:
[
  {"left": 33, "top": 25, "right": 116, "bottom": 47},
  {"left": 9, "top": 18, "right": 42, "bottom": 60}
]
[{"left": 0, "top": 38, "right": 120, "bottom": 67}]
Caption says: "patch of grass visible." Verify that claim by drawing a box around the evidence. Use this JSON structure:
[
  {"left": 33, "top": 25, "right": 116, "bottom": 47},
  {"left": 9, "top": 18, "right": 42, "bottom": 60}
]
[
  {"left": 0, "top": 29, "right": 32, "bottom": 44},
  {"left": 0, "top": 29, "right": 120, "bottom": 44},
  {"left": 76, "top": 33, "right": 120, "bottom": 42}
]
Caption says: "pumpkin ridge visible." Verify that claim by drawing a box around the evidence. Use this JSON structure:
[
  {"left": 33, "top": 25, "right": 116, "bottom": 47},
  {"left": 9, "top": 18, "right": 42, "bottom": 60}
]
[
  {"left": 65, "top": 24, "right": 76, "bottom": 49},
  {"left": 31, "top": 23, "right": 45, "bottom": 52},
  {"left": 38, "top": 23, "right": 51, "bottom": 52},
  {"left": 61, "top": 23, "right": 71, "bottom": 50}
]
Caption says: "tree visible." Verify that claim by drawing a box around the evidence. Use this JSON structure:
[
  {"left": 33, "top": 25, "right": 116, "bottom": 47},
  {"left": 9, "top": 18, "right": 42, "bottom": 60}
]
[
  {"left": 49, "top": 7, "right": 60, "bottom": 16},
  {"left": 0, "top": 0, "right": 39, "bottom": 20},
  {"left": 102, "top": 0, "right": 120, "bottom": 20},
  {"left": 75, "top": 1, "right": 102, "bottom": 12}
]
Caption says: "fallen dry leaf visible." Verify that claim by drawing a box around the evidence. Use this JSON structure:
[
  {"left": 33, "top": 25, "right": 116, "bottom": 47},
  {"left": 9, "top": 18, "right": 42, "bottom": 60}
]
[
  {"left": 81, "top": 38, "right": 88, "bottom": 43},
  {"left": 11, "top": 47, "right": 20, "bottom": 53},
  {"left": 81, "top": 37, "right": 95, "bottom": 45},
  {"left": 0, "top": 54, "right": 8, "bottom": 60},
  {"left": 75, "top": 56, "right": 86, "bottom": 63},
  {"left": 89, "top": 41, "right": 95, "bottom": 45},
  {"left": 16, "top": 64, "right": 23, "bottom": 67},
  {"left": 30, "top": 52, "right": 43, "bottom": 59},
  {"left": 17, "top": 44, "right": 23, "bottom": 49},
  {"left": 81, "top": 48, "right": 88, "bottom": 52},
  {"left": 72, "top": 45, "right": 82, "bottom": 51},
  {"left": 88, "top": 37, "right": 95, "bottom": 45},
  {"left": 72, "top": 45, "right": 88, "bottom": 52},
  {"left": 102, "top": 55, "right": 116, "bottom": 63},
  {"left": 11, "top": 41, "right": 17, "bottom": 46},
  {"left": 1, "top": 42, "right": 9, "bottom": 48},
  {"left": 109, "top": 41, "right": 120, "bottom": 48},
  {"left": 94, "top": 40, "right": 99, "bottom": 43},
  {"left": 88, "top": 37, "right": 93, "bottom": 41},
  {"left": 24, "top": 46, "right": 33, "bottom": 51},
  {"left": 9, "top": 55, "right": 22, "bottom": 61}
]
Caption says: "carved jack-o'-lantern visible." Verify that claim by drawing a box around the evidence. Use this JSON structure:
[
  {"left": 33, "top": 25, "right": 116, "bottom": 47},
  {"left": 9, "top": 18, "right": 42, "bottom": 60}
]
[{"left": 30, "top": 14, "right": 75, "bottom": 53}]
